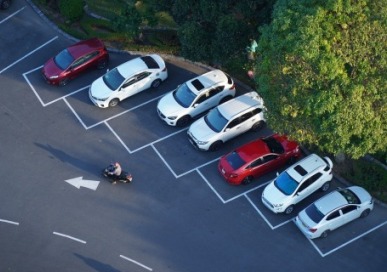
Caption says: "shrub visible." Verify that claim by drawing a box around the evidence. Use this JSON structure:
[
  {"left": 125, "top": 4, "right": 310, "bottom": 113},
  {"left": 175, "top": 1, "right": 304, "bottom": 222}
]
[{"left": 59, "top": 0, "right": 84, "bottom": 23}]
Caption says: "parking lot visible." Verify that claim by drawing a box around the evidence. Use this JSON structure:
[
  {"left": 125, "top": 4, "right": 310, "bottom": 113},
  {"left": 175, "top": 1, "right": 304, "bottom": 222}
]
[{"left": 1, "top": 2, "right": 386, "bottom": 271}]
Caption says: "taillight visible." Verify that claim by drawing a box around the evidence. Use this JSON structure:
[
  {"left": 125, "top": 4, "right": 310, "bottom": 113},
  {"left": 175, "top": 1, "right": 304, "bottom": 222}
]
[
  {"left": 230, "top": 84, "right": 235, "bottom": 90},
  {"left": 162, "top": 67, "right": 167, "bottom": 72},
  {"left": 230, "top": 174, "right": 238, "bottom": 178}
]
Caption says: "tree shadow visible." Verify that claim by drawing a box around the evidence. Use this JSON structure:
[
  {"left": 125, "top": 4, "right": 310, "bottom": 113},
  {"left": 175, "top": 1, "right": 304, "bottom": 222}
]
[{"left": 74, "top": 253, "right": 121, "bottom": 272}]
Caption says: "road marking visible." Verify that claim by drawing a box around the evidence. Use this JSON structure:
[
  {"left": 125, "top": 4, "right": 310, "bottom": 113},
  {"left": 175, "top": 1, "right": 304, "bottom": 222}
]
[
  {"left": 0, "top": 36, "right": 58, "bottom": 74},
  {"left": 53, "top": 232, "right": 86, "bottom": 244},
  {"left": 65, "top": 176, "right": 100, "bottom": 190},
  {"left": 0, "top": 219, "right": 19, "bottom": 225},
  {"left": 120, "top": 255, "right": 153, "bottom": 271},
  {"left": 105, "top": 121, "right": 132, "bottom": 154},
  {"left": 0, "top": 6, "right": 25, "bottom": 24},
  {"left": 63, "top": 97, "right": 88, "bottom": 129}
]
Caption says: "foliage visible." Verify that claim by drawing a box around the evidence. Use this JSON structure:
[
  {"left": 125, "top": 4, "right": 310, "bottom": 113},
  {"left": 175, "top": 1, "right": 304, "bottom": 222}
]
[
  {"left": 255, "top": 0, "right": 387, "bottom": 159},
  {"left": 112, "top": 4, "right": 142, "bottom": 39},
  {"left": 58, "top": 0, "right": 84, "bottom": 22}
]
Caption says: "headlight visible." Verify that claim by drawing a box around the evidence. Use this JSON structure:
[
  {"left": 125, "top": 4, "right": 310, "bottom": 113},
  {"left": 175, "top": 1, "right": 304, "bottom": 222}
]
[
  {"left": 167, "top": 116, "right": 177, "bottom": 120},
  {"left": 49, "top": 75, "right": 59, "bottom": 79},
  {"left": 197, "top": 140, "right": 208, "bottom": 145},
  {"left": 273, "top": 203, "right": 283, "bottom": 208}
]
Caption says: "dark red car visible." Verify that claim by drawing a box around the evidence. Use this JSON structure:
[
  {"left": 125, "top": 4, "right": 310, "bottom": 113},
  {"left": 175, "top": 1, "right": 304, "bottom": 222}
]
[
  {"left": 42, "top": 38, "right": 109, "bottom": 86},
  {"left": 218, "top": 134, "right": 302, "bottom": 185}
]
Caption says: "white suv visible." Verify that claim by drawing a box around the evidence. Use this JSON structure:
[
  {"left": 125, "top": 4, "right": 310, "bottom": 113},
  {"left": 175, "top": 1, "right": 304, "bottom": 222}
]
[
  {"left": 157, "top": 70, "right": 236, "bottom": 127},
  {"left": 187, "top": 91, "right": 266, "bottom": 151},
  {"left": 262, "top": 153, "right": 333, "bottom": 214}
]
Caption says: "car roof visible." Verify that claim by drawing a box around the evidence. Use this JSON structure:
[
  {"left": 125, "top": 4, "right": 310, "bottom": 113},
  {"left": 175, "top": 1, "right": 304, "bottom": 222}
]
[
  {"left": 117, "top": 54, "right": 164, "bottom": 78},
  {"left": 314, "top": 190, "right": 347, "bottom": 215},
  {"left": 218, "top": 92, "right": 264, "bottom": 120},
  {"left": 186, "top": 70, "right": 229, "bottom": 95},
  {"left": 286, "top": 154, "right": 327, "bottom": 182},
  {"left": 67, "top": 38, "right": 104, "bottom": 59}
]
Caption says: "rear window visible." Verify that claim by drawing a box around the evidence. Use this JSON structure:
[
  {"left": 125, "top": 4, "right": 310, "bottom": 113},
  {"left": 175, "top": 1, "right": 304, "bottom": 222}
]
[
  {"left": 226, "top": 151, "right": 246, "bottom": 170},
  {"left": 141, "top": 56, "right": 160, "bottom": 69},
  {"left": 305, "top": 203, "right": 325, "bottom": 223}
]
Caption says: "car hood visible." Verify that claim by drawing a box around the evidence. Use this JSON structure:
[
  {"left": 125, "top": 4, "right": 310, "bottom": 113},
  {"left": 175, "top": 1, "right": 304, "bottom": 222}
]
[
  {"left": 263, "top": 180, "right": 289, "bottom": 205},
  {"left": 43, "top": 58, "right": 62, "bottom": 77},
  {"left": 90, "top": 76, "right": 114, "bottom": 99},
  {"left": 157, "top": 91, "right": 185, "bottom": 116},
  {"left": 189, "top": 117, "right": 217, "bottom": 141}
]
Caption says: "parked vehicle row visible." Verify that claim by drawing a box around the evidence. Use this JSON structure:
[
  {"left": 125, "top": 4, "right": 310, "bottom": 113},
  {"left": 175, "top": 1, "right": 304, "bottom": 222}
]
[{"left": 41, "top": 38, "right": 374, "bottom": 240}]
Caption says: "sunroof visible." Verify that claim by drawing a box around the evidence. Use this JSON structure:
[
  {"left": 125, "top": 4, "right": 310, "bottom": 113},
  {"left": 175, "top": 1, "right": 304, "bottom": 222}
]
[
  {"left": 141, "top": 56, "right": 159, "bottom": 69},
  {"left": 191, "top": 79, "right": 205, "bottom": 91},
  {"left": 294, "top": 165, "right": 307, "bottom": 176}
]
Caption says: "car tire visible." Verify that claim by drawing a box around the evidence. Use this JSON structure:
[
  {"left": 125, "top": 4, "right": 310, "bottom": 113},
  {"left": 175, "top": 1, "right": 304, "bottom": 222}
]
[
  {"left": 59, "top": 78, "right": 69, "bottom": 87},
  {"left": 109, "top": 98, "right": 119, "bottom": 107},
  {"left": 251, "top": 120, "right": 265, "bottom": 131},
  {"left": 209, "top": 141, "right": 223, "bottom": 152},
  {"left": 320, "top": 182, "right": 330, "bottom": 192},
  {"left": 242, "top": 176, "right": 253, "bottom": 185},
  {"left": 284, "top": 205, "right": 294, "bottom": 215},
  {"left": 1, "top": 0, "right": 11, "bottom": 9},
  {"left": 176, "top": 115, "right": 191, "bottom": 127},
  {"left": 151, "top": 79, "right": 162, "bottom": 88},
  {"left": 320, "top": 230, "right": 329, "bottom": 238},
  {"left": 219, "top": 96, "right": 233, "bottom": 104},
  {"left": 97, "top": 58, "right": 108, "bottom": 69},
  {"left": 360, "top": 209, "right": 371, "bottom": 218}
]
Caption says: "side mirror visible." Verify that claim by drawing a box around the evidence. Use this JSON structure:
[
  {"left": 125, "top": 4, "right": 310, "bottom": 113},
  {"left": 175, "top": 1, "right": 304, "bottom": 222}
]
[
  {"left": 276, "top": 172, "right": 279, "bottom": 177},
  {"left": 193, "top": 103, "right": 199, "bottom": 108}
]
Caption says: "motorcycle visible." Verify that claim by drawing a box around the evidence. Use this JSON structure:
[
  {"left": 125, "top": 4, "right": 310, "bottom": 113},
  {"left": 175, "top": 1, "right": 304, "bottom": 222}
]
[{"left": 102, "top": 164, "right": 133, "bottom": 184}]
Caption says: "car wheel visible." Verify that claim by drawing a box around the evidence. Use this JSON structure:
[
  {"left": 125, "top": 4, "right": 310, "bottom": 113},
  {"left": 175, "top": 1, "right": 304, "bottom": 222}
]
[
  {"left": 97, "top": 58, "right": 108, "bottom": 69},
  {"left": 251, "top": 120, "right": 265, "bottom": 131},
  {"left": 360, "top": 209, "right": 371, "bottom": 218},
  {"left": 320, "top": 230, "right": 329, "bottom": 238},
  {"left": 242, "top": 176, "right": 253, "bottom": 185},
  {"left": 109, "top": 98, "right": 119, "bottom": 107},
  {"left": 219, "top": 96, "right": 233, "bottom": 104},
  {"left": 176, "top": 115, "right": 191, "bottom": 127},
  {"left": 320, "top": 182, "right": 330, "bottom": 192},
  {"left": 1, "top": 0, "right": 11, "bottom": 9},
  {"left": 151, "top": 79, "right": 162, "bottom": 88},
  {"left": 284, "top": 205, "right": 294, "bottom": 215},
  {"left": 59, "top": 78, "right": 69, "bottom": 87},
  {"left": 209, "top": 141, "right": 223, "bottom": 152}
]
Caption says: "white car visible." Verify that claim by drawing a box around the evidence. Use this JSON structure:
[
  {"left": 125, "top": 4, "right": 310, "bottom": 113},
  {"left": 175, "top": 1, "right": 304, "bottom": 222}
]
[
  {"left": 262, "top": 154, "right": 333, "bottom": 214},
  {"left": 89, "top": 54, "right": 168, "bottom": 108},
  {"left": 295, "top": 186, "right": 374, "bottom": 239},
  {"left": 187, "top": 92, "right": 266, "bottom": 151},
  {"left": 157, "top": 69, "right": 236, "bottom": 127}
]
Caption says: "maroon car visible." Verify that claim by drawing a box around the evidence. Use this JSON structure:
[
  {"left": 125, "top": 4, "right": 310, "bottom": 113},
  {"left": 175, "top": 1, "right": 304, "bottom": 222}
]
[
  {"left": 218, "top": 134, "right": 302, "bottom": 185},
  {"left": 42, "top": 38, "right": 109, "bottom": 86}
]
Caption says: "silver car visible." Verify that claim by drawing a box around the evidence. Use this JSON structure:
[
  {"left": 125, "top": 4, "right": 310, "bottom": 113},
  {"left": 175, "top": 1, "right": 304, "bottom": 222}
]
[{"left": 295, "top": 186, "right": 374, "bottom": 239}]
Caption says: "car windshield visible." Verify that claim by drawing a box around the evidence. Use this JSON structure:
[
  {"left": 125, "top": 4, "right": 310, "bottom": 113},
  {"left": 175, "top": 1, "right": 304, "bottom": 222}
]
[
  {"left": 305, "top": 203, "right": 325, "bottom": 223},
  {"left": 102, "top": 68, "right": 125, "bottom": 90},
  {"left": 226, "top": 151, "right": 246, "bottom": 170},
  {"left": 173, "top": 83, "right": 197, "bottom": 108},
  {"left": 204, "top": 108, "right": 228, "bottom": 133},
  {"left": 274, "top": 172, "right": 298, "bottom": 195},
  {"left": 54, "top": 49, "right": 74, "bottom": 70},
  {"left": 263, "top": 137, "right": 284, "bottom": 154}
]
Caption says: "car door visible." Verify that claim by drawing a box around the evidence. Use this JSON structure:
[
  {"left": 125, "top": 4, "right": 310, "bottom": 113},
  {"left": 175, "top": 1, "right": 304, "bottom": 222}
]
[
  {"left": 293, "top": 173, "right": 323, "bottom": 204},
  {"left": 323, "top": 210, "right": 341, "bottom": 231},
  {"left": 245, "top": 157, "right": 265, "bottom": 177},
  {"left": 119, "top": 72, "right": 152, "bottom": 99},
  {"left": 191, "top": 86, "right": 224, "bottom": 118},
  {"left": 260, "top": 154, "right": 282, "bottom": 174},
  {"left": 69, "top": 51, "right": 99, "bottom": 78},
  {"left": 222, "top": 116, "right": 243, "bottom": 142},
  {"left": 339, "top": 205, "right": 360, "bottom": 227}
]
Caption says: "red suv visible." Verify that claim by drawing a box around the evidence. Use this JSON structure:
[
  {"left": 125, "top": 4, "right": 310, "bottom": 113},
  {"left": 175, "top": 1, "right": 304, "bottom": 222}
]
[
  {"left": 218, "top": 134, "right": 302, "bottom": 185},
  {"left": 42, "top": 38, "right": 109, "bottom": 86}
]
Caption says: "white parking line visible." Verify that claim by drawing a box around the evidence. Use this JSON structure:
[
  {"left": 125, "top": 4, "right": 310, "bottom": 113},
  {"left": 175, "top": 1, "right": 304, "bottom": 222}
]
[
  {"left": 105, "top": 121, "right": 132, "bottom": 154},
  {"left": 63, "top": 97, "right": 88, "bottom": 129},
  {"left": 120, "top": 255, "right": 153, "bottom": 271},
  {"left": 53, "top": 231, "right": 86, "bottom": 244},
  {"left": 0, "top": 36, "right": 58, "bottom": 74},
  {"left": 0, "top": 219, "right": 19, "bottom": 226},
  {"left": 0, "top": 6, "right": 25, "bottom": 24}
]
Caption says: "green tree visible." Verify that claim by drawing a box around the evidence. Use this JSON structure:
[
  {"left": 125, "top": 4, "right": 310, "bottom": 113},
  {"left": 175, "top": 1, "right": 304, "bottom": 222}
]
[
  {"left": 112, "top": 4, "right": 142, "bottom": 39},
  {"left": 59, "top": 0, "right": 83, "bottom": 22},
  {"left": 255, "top": 0, "right": 386, "bottom": 158}
]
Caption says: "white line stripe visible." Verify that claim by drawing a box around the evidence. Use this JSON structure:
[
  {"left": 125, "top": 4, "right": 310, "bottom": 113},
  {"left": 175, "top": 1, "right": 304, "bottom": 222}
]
[
  {"left": 320, "top": 220, "right": 387, "bottom": 257},
  {"left": 197, "top": 169, "right": 226, "bottom": 203},
  {"left": 23, "top": 65, "right": 43, "bottom": 75},
  {"left": 0, "top": 6, "right": 25, "bottom": 24},
  {"left": 0, "top": 36, "right": 58, "bottom": 74},
  {"left": 0, "top": 219, "right": 19, "bottom": 225},
  {"left": 23, "top": 73, "right": 45, "bottom": 106},
  {"left": 63, "top": 98, "right": 88, "bottom": 129},
  {"left": 45, "top": 85, "right": 90, "bottom": 107},
  {"left": 53, "top": 232, "right": 86, "bottom": 244},
  {"left": 105, "top": 122, "right": 132, "bottom": 154},
  {"left": 151, "top": 144, "right": 178, "bottom": 178},
  {"left": 120, "top": 255, "right": 153, "bottom": 271},
  {"left": 245, "top": 194, "right": 275, "bottom": 230}
]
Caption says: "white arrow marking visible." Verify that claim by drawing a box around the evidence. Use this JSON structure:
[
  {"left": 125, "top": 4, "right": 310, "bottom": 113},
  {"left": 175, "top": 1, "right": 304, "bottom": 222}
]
[{"left": 65, "top": 177, "right": 100, "bottom": 190}]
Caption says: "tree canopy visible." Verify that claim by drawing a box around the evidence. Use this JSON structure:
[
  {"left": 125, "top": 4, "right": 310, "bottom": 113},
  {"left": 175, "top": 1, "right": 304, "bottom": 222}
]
[{"left": 255, "top": 0, "right": 386, "bottom": 158}]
